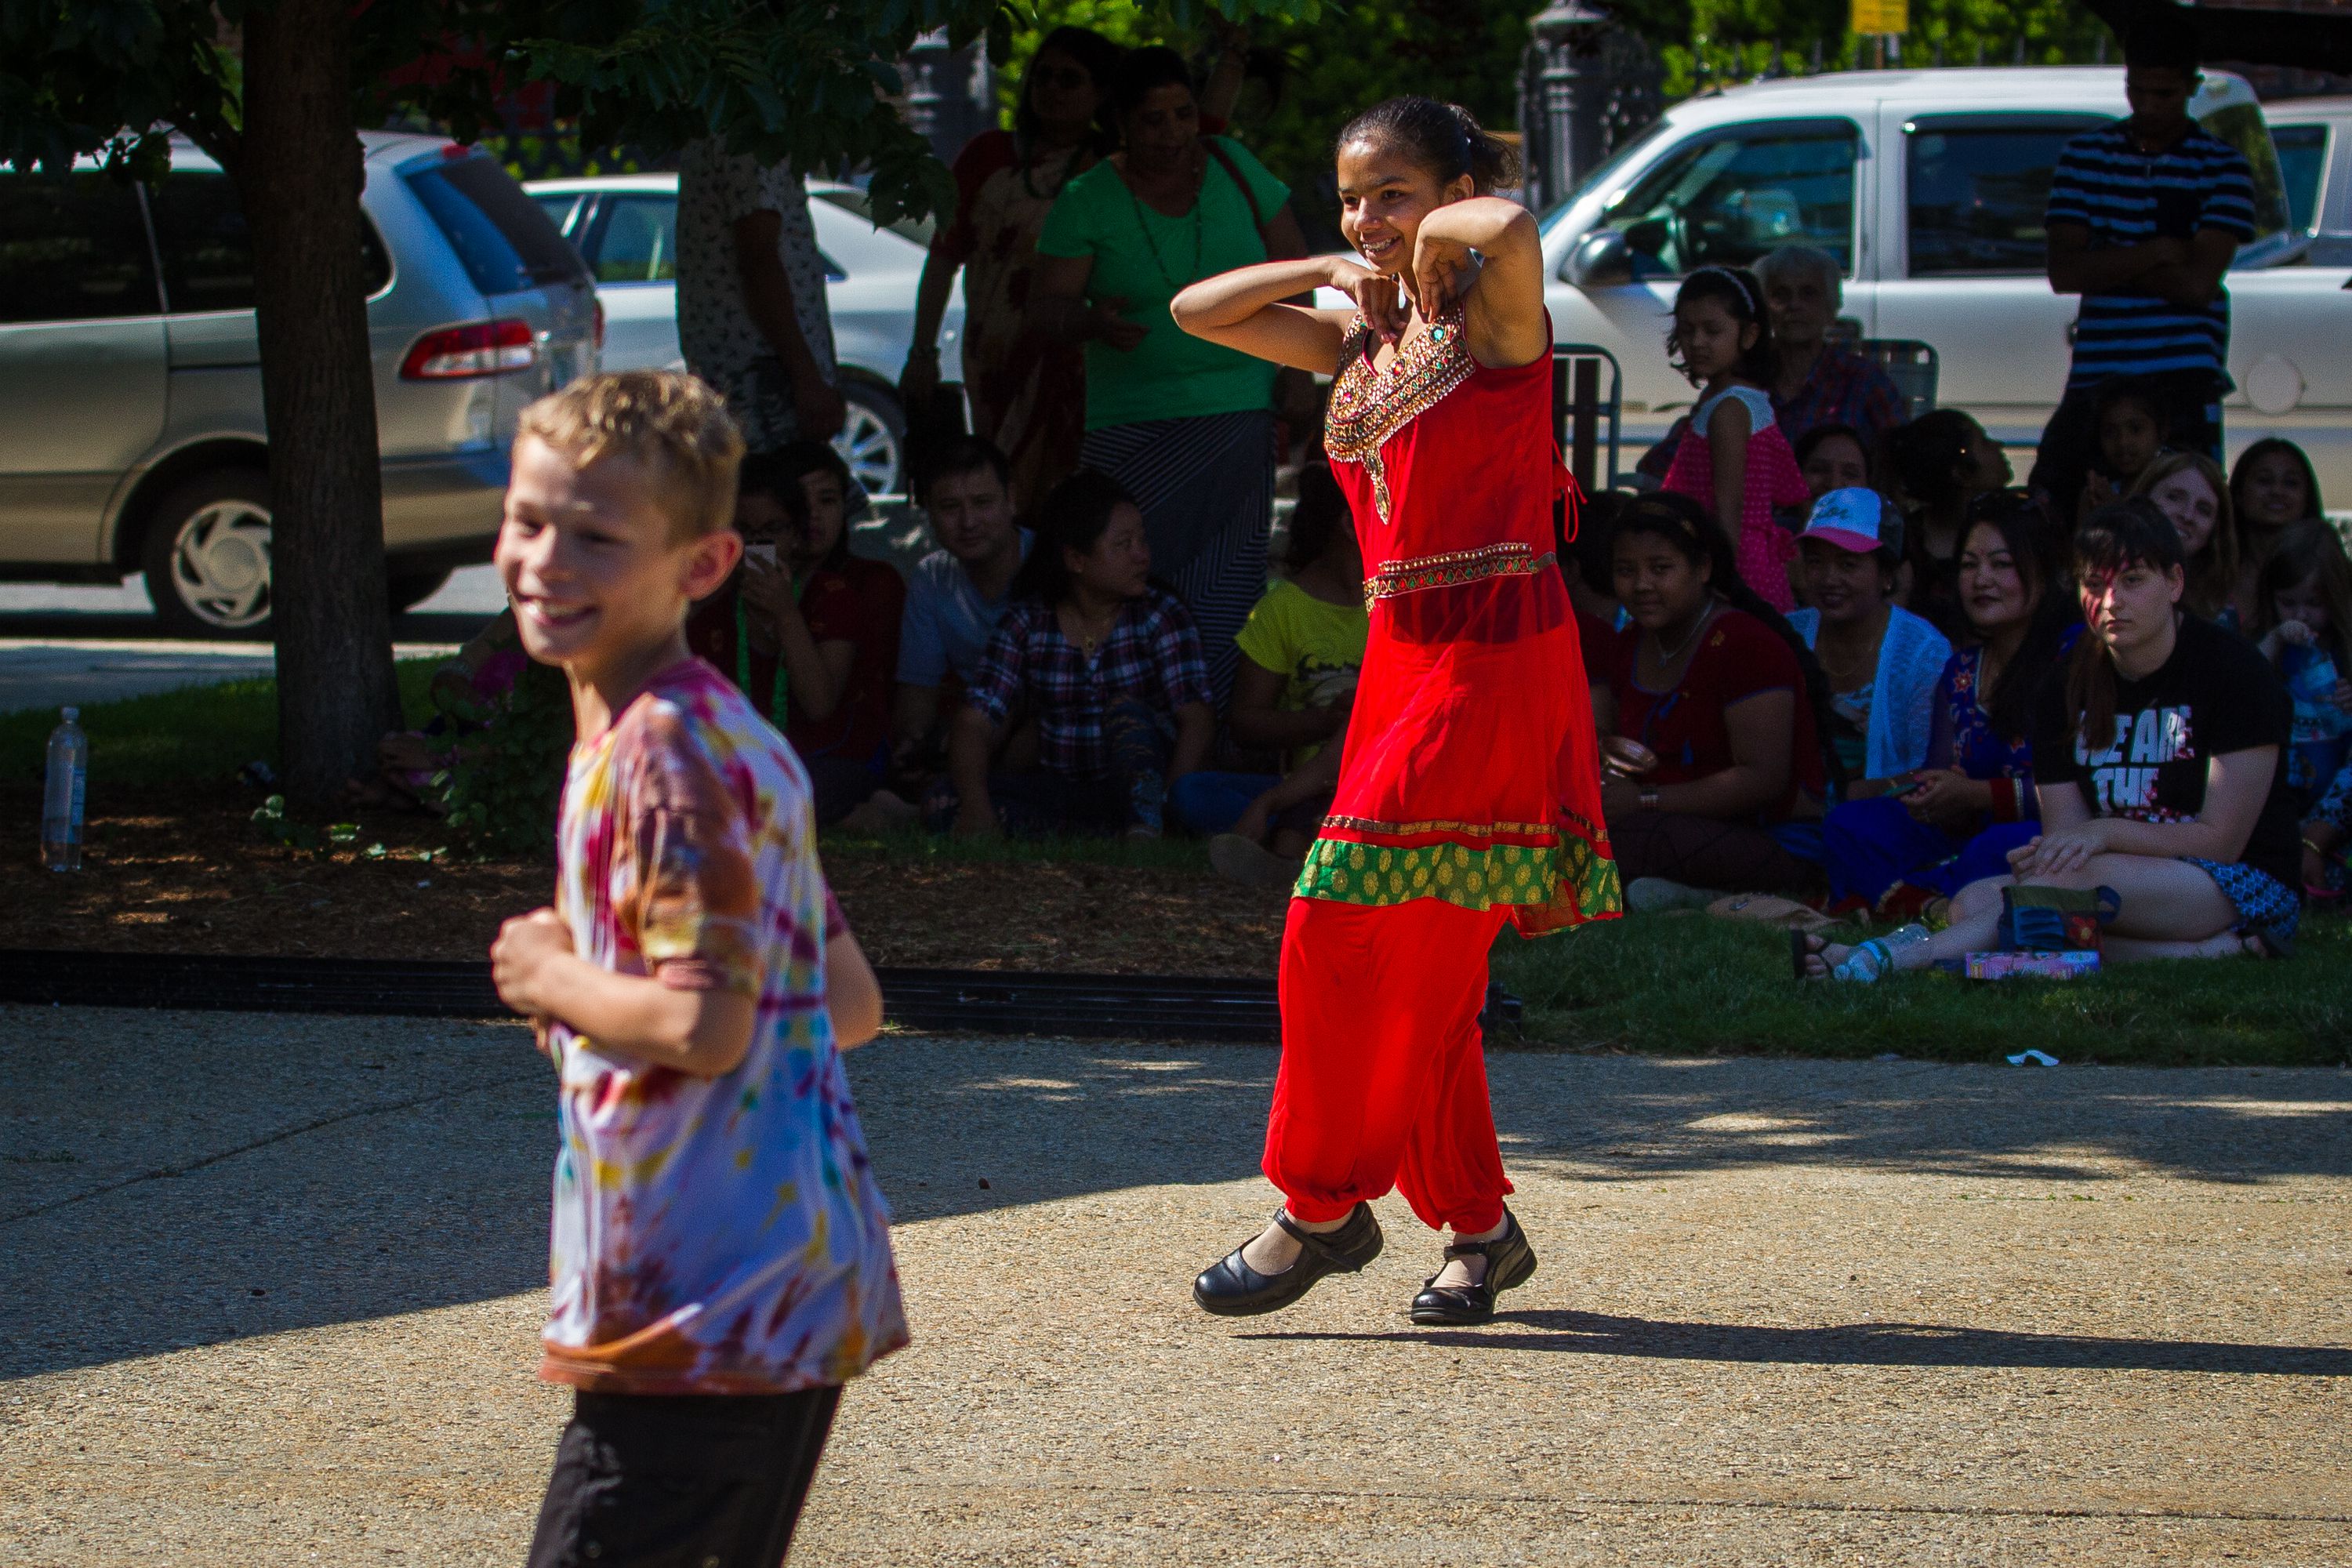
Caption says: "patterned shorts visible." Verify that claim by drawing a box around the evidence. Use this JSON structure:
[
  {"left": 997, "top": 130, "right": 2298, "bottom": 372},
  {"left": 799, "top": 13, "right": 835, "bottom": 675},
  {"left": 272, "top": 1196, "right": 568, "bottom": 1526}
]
[{"left": 2181, "top": 857, "right": 2300, "bottom": 949}]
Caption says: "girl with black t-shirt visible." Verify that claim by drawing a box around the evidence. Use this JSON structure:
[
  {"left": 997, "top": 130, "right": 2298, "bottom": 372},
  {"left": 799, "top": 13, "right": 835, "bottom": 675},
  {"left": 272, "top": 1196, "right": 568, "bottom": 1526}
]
[{"left": 1797, "top": 500, "right": 2302, "bottom": 979}]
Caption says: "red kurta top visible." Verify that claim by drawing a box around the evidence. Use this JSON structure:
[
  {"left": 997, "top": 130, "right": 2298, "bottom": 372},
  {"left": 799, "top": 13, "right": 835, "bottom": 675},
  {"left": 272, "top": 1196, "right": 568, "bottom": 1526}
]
[{"left": 1302, "top": 307, "right": 1621, "bottom": 935}]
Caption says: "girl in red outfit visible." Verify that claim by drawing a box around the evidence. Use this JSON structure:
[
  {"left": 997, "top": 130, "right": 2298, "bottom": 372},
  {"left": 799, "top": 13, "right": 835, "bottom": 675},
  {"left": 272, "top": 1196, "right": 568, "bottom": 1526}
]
[{"left": 1171, "top": 97, "right": 1619, "bottom": 1326}]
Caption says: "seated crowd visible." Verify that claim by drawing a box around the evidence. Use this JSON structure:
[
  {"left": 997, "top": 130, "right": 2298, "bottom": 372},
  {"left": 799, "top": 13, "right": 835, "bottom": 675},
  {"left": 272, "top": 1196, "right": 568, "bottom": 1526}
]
[{"left": 389, "top": 357, "right": 2338, "bottom": 973}]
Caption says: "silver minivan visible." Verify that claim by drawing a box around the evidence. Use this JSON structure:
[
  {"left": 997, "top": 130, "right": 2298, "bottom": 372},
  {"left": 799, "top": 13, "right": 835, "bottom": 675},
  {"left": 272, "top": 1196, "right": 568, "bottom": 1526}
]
[{"left": 0, "top": 130, "right": 597, "bottom": 633}]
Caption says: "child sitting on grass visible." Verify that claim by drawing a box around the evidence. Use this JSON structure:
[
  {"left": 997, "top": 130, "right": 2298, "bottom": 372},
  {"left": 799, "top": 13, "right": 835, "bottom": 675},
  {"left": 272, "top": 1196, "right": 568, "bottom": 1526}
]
[
  {"left": 2251, "top": 520, "right": 2352, "bottom": 893},
  {"left": 2075, "top": 376, "right": 2168, "bottom": 520},
  {"left": 488, "top": 371, "right": 903, "bottom": 1567}
]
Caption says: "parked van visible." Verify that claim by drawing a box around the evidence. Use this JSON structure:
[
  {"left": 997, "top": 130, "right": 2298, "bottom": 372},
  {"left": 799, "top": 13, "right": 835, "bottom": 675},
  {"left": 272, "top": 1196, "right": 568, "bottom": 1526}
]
[
  {"left": 1537, "top": 67, "right": 2351, "bottom": 499},
  {"left": 0, "top": 132, "right": 597, "bottom": 633}
]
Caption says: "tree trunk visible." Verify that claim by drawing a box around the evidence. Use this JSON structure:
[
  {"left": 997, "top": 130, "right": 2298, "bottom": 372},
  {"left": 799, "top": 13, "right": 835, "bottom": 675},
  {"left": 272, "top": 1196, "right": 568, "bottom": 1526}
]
[{"left": 238, "top": 0, "right": 403, "bottom": 806}]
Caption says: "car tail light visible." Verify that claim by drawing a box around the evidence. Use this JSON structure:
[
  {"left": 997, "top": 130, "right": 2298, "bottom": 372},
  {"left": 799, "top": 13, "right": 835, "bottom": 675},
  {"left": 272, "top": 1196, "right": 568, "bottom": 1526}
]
[{"left": 401, "top": 319, "right": 538, "bottom": 379}]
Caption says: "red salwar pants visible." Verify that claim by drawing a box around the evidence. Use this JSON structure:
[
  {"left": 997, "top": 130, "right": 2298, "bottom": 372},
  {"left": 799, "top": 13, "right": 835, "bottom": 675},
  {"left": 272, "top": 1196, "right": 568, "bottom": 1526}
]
[{"left": 1262, "top": 895, "right": 1512, "bottom": 1235}]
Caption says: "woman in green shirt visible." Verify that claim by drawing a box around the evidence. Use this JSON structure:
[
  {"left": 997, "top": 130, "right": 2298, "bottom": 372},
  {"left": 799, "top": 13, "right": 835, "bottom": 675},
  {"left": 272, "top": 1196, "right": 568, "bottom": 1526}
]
[{"left": 1030, "top": 45, "right": 1308, "bottom": 707}]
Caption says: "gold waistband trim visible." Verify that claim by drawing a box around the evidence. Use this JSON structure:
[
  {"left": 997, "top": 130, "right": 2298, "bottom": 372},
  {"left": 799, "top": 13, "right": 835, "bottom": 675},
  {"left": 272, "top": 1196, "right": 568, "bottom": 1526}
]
[{"left": 1363, "top": 543, "right": 1555, "bottom": 607}]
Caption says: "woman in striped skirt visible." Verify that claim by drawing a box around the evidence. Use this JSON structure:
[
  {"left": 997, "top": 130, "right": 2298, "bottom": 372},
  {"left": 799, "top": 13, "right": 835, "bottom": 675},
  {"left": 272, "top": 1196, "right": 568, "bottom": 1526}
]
[{"left": 1028, "top": 45, "right": 1308, "bottom": 706}]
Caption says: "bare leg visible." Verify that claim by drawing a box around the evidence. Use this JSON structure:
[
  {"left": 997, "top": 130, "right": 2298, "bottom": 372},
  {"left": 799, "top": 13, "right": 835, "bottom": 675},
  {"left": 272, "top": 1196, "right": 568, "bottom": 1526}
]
[
  {"left": 1801, "top": 875, "right": 2008, "bottom": 977},
  {"left": 1801, "top": 855, "right": 2242, "bottom": 976}
]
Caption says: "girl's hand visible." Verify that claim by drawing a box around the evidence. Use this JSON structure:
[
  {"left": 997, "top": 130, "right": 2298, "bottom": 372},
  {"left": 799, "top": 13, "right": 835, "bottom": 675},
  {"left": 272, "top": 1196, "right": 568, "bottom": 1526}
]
[
  {"left": 1233, "top": 793, "right": 1276, "bottom": 845},
  {"left": 1901, "top": 768, "right": 1981, "bottom": 827},
  {"left": 740, "top": 557, "right": 797, "bottom": 624},
  {"left": 1408, "top": 227, "right": 1475, "bottom": 320},
  {"left": 1089, "top": 294, "right": 1149, "bottom": 351},
  {"left": 1323, "top": 255, "right": 1407, "bottom": 343},
  {"left": 2274, "top": 617, "right": 2315, "bottom": 648},
  {"left": 2018, "top": 822, "right": 2108, "bottom": 877}
]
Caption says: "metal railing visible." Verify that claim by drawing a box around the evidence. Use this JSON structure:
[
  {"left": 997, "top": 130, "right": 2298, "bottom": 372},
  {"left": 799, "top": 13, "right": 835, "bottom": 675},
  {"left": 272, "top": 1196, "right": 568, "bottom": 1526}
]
[{"left": 1552, "top": 343, "right": 1624, "bottom": 495}]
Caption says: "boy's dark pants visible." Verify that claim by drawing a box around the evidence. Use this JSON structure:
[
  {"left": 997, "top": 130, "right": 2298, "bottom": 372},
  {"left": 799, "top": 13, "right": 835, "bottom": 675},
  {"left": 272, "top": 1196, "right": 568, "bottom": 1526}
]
[{"left": 527, "top": 1386, "right": 842, "bottom": 1568}]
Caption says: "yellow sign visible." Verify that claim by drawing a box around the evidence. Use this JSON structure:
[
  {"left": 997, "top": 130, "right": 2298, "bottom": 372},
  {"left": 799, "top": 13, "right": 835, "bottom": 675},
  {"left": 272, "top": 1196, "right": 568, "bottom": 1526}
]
[{"left": 1851, "top": 0, "right": 1907, "bottom": 34}]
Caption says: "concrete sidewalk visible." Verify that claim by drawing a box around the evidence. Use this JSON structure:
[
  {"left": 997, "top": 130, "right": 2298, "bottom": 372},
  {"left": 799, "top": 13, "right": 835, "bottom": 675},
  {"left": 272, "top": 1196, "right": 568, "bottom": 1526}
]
[{"left": 2, "top": 1007, "right": 2346, "bottom": 1566}]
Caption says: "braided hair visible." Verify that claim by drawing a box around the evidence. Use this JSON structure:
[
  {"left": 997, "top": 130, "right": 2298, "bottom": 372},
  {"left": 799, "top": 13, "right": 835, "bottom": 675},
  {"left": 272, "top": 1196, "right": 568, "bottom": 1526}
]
[{"left": 1612, "top": 491, "right": 1847, "bottom": 795}]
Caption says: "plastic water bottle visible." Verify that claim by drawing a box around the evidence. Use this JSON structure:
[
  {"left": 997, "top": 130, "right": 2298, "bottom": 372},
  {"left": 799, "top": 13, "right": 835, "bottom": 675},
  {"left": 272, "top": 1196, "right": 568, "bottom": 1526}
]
[{"left": 42, "top": 707, "right": 85, "bottom": 872}]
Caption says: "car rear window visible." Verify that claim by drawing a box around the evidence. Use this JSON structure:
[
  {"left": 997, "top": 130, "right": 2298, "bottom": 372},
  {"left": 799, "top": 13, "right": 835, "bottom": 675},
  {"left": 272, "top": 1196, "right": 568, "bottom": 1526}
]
[
  {"left": 0, "top": 172, "right": 161, "bottom": 323},
  {"left": 405, "top": 156, "right": 589, "bottom": 298},
  {"left": 147, "top": 169, "right": 390, "bottom": 312},
  {"left": 2271, "top": 125, "right": 2328, "bottom": 235},
  {"left": 2198, "top": 103, "right": 2290, "bottom": 241}
]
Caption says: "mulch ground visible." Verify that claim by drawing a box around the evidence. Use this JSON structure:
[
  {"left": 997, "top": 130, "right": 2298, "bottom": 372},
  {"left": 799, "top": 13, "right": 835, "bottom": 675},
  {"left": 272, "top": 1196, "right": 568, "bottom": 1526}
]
[{"left": 0, "top": 786, "right": 1287, "bottom": 975}]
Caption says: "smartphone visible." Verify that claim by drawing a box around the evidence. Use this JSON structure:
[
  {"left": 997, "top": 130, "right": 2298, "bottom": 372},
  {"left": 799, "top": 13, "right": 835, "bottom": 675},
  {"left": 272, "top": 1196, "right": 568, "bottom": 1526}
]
[{"left": 744, "top": 542, "right": 778, "bottom": 569}]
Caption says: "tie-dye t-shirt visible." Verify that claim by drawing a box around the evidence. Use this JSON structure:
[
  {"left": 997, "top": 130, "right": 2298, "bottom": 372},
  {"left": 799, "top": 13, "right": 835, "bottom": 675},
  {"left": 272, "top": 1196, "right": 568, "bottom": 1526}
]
[{"left": 539, "top": 657, "right": 906, "bottom": 1394}]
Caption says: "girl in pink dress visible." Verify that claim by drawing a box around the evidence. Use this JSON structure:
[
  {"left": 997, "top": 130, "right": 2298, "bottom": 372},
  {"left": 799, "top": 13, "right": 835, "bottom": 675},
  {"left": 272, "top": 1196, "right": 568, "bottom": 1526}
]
[{"left": 1660, "top": 266, "right": 1809, "bottom": 612}]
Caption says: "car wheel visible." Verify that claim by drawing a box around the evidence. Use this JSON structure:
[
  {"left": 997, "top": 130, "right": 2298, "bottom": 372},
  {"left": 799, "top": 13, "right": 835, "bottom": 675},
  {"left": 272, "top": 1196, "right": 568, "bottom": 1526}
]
[
  {"left": 143, "top": 470, "right": 274, "bottom": 637},
  {"left": 834, "top": 382, "right": 906, "bottom": 499},
  {"left": 388, "top": 568, "right": 453, "bottom": 615}
]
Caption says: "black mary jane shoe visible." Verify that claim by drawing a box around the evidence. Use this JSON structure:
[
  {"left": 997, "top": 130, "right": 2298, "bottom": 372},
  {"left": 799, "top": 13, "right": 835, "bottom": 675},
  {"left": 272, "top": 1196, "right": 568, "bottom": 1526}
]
[
  {"left": 1410, "top": 1209, "right": 1537, "bottom": 1326},
  {"left": 1192, "top": 1202, "right": 1385, "bottom": 1318}
]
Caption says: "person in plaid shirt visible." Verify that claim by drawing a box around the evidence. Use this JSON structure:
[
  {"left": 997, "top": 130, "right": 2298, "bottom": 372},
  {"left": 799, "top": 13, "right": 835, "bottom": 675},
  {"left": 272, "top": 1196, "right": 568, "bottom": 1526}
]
[{"left": 938, "top": 469, "right": 1214, "bottom": 837}]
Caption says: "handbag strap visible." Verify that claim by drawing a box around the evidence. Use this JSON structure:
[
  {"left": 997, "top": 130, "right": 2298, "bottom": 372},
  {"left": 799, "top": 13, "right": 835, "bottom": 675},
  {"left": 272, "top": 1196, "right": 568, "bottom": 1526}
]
[{"left": 1202, "top": 136, "right": 1268, "bottom": 247}]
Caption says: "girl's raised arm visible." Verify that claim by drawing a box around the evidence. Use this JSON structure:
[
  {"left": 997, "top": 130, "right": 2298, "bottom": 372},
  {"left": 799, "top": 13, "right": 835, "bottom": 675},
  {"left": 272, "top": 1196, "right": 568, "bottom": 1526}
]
[
  {"left": 1413, "top": 196, "right": 1548, "bottom": 369},
  {"left": 1171, "top": 256, "right": 1367, "bottom": 375}
]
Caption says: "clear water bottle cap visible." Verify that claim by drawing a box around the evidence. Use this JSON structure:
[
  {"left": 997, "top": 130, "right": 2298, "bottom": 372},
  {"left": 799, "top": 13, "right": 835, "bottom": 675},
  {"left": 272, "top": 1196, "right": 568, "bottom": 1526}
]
[{"left": 60, "top": 706, "right": 78, "bottom": 720}]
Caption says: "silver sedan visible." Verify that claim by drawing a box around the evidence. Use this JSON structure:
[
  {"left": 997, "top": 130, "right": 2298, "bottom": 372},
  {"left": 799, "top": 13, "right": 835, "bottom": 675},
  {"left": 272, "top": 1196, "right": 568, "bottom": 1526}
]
[{"left": 528, "top": 175, "right": 964, "bottom": 498}]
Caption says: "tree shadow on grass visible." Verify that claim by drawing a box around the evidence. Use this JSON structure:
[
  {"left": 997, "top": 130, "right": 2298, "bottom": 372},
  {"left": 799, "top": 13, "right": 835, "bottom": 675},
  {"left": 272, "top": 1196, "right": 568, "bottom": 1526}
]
[{"left": 1241, "top": 1309, "right": 2352, "bottom": 1377}]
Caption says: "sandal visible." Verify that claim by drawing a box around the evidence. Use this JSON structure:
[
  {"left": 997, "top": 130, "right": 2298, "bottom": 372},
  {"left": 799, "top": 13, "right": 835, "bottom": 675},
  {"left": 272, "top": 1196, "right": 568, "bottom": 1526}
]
[{"left": 1714, "top": 893, "right": 1838, "bottom": 931}]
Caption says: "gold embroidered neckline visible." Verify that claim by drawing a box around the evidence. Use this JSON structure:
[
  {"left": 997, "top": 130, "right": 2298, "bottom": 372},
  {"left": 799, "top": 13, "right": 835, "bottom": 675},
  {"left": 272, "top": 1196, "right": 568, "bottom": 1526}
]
[{"left": 1323, "top": 307, "right": 1475, "bottom": 524}]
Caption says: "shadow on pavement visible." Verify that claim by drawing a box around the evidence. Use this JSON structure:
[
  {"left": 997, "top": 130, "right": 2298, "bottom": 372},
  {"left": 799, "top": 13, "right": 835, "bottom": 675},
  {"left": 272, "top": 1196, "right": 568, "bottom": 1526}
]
[
  {"left": 4, "top": 1026, "right": 2347, "bottom": 1383},
  {"left": 0, "top": 610, "right": 488, "bottom": 645},
  {"left": 1243, "top": 1311, "right": 2352, "bottom": 1376}
]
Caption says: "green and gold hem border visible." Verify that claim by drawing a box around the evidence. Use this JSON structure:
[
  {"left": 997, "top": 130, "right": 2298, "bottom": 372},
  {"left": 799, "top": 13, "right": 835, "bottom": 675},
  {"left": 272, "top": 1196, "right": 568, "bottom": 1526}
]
[{"left": 1294, "top": 831, "right": 1622, "bottom": 930}]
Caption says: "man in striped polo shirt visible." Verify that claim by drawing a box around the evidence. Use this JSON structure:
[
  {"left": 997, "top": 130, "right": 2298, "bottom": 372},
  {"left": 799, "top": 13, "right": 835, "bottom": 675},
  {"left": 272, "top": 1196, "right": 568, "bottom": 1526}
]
[{"left": 2029, "top": 22, "right": 2256, "bottom": 518}]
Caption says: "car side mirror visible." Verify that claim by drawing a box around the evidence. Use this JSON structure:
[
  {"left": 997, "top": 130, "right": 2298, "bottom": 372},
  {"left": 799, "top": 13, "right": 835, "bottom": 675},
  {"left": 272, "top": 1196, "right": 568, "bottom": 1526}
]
[{"left": 1567, "top": 229, "right": 1635, "bottom": 289}]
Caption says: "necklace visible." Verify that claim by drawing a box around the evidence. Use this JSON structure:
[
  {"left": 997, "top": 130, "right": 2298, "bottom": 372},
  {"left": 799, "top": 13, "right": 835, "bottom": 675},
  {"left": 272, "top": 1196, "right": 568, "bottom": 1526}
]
[
  {"left": 1022, "top": 140, "right": 1084, "bottom": 202},
  {"left": 1818, "top": 625, "right": 1882, "bottom": 689},
  {"left": 1123, "top": 151, "right": 1204, "bottom": 291},
  {"left": 1646, "top": 601, "right": 1716, "bottom": 668},
  {"left": 1062, "top": 600, "right": 1119, "bottom": 658}
]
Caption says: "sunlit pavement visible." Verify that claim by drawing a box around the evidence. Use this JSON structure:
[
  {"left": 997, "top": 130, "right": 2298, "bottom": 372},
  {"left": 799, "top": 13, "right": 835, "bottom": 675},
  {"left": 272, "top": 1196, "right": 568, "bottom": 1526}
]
[
  {"left": 2, "top": 1009, "right": 2346, "bottom": 1565},
  {"left": 0, "top": 568, "right": 506, "bottom": 715}
]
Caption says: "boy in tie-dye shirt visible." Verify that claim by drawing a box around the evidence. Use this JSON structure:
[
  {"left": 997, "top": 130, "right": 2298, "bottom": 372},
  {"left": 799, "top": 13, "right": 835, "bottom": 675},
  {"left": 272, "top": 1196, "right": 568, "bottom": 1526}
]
[{"left": 488, "top": 372, "right": 904, "bottom": 1568}]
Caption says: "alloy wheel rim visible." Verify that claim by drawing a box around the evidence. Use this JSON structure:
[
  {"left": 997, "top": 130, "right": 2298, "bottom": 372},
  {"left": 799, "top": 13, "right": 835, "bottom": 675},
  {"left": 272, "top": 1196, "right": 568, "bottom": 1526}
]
[
  {"left": 833, "top": 401, "right": 901, "bottom": 498},
  {"left": 169, "top": 500, "right": 274, "bottom": 630}
]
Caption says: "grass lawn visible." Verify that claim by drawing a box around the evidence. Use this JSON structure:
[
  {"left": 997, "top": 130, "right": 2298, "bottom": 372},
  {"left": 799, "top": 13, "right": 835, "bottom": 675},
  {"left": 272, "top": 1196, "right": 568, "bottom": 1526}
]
[
  {"left": 11, "top": 666, "right": 2348, "bottom": 1067},
  {"left": 0, "top": 660, "right": 445, "bottom": 789},
  {"left": 1493, "top": 909, "right": 2352, "bottom": 1068}
]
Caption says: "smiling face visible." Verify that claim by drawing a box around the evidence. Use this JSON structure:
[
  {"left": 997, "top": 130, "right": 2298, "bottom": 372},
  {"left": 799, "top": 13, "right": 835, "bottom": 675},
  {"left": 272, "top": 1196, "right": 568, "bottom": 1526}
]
[
  {"left": 1802, "top": 432, "right": 1870, "bottom": 499},
  {"left": 1799, "top": 539, "right": 1891, "bottom": 625},
  {"left": 495, "top": 437, "right": 739, "bottom": 681},
  {"left": 1611, "top": 528, "right": 1712, "bottom": 631},
  {"left": 1672, "top": 296, "right": 1755, "bottom": 384},
  {"left": 2081, "top": 557, "right": 2185, "bottom": 661},
  {"left": 1334, "top": 139, "right": 1471, "bottom": 278},
  {"left": 1121, "top": 83, "right": 1199, "bottom": 174},
  {"left": 2147, "top": 466, "right": 2221, "bottom": 557},
  {"left": 1958, "top": 521, "right": 2037, "bottom": 637},
  {"left": 2238, "top": 449, "right": 2313, "bottom": 528},
  {"left": 1065, "top": 503, "right": 1152, "bottom": 601}
]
